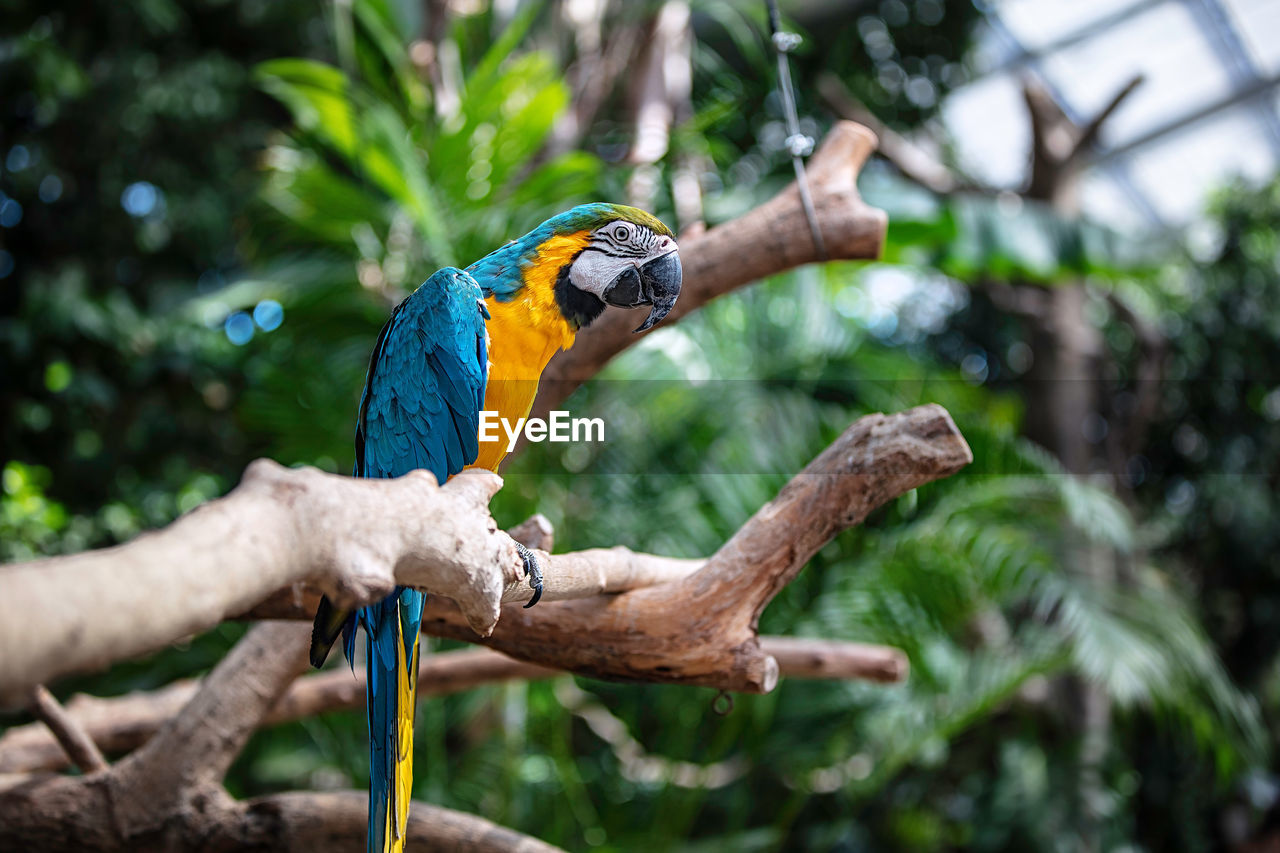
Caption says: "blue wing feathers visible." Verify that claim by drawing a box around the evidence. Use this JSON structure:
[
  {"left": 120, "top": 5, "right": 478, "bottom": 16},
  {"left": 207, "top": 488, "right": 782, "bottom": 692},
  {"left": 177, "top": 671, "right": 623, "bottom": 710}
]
[{"left": 343, "top": 267, "right": 488, "bottom": 852}]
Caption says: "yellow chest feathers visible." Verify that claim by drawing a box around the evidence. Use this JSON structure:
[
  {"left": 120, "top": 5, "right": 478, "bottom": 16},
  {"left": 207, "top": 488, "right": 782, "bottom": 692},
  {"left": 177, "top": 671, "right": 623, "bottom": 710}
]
[{"left": 470, "top": 233, "right": 586, "bottom": 471}]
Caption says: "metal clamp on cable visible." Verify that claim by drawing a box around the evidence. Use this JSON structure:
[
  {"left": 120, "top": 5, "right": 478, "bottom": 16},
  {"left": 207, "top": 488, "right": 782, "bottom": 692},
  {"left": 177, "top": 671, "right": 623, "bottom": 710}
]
[
  {"left": 771, "top": 31, "right": 802, "bottom": 53},
  {"left": 766, "top": 0, "right": 827, "bottom": 260}
]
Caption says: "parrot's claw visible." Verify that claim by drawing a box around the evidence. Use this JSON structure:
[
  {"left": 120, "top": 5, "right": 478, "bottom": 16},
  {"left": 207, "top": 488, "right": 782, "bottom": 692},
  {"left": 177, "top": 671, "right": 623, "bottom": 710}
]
[{"left": 516, "top": 542, "right": 543, "bottom": 608}]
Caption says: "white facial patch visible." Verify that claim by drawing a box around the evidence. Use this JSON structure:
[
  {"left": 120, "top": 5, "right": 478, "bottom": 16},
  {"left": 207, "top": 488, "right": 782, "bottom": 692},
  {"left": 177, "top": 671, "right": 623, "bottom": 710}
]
[
  {"left": 568, "top": 224, "right": 678, "bottom": 296},
  {"left": 568, "top": 249, "right": 637, "bottom": 296}
]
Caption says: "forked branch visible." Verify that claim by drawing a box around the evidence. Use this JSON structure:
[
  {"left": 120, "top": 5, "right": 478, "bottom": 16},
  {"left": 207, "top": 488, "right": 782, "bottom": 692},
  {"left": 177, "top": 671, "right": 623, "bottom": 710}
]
[{"left": 426, "top": 404, "right": 970, "bottom": 692}]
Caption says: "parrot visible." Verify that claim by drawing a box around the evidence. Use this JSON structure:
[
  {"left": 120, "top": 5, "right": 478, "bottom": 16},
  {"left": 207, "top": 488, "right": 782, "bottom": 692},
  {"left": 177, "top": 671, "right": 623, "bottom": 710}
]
[{"left": 307, "top": 203, "right": 682, "bottom": 853}]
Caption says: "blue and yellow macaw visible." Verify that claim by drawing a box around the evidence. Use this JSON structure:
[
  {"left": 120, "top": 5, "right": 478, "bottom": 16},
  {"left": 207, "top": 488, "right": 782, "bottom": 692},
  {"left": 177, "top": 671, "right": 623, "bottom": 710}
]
[{"left": 308, "top": 203, "right": 681, "bottom": 853}]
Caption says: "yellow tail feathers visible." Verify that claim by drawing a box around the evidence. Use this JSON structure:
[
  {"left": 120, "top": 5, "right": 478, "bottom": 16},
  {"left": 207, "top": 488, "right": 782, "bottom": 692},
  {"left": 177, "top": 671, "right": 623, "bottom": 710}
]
[{"left": 386, "top": 613, "right": 419, "bottom": 852}]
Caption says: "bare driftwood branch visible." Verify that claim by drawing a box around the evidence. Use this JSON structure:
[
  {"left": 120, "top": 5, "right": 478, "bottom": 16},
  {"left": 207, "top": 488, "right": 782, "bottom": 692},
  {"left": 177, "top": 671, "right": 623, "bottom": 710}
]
[
  {"left": 524, "top": 120, "right": 886, "bottom": 424},
  {"left": 435, "top": 405, "right": 969, "bottom": 693},
  {"left": 216, "top": 791, "right": 563, "bottom": 853},
  {"left": 507, "top": 512, "right": 555, "bottom": 551},
  {"left": 25, "top": 685, "right": 108, "bottom": 775},
  {"left": 0, "top": 625, "right": 561, "bottom": 852},
  {"left": 0, "top": 649, "right": 554, "bottom": 775},
  {"left": 0, "top": 778, "right": 563, "bottom": 853},
  {"left": 0, "top": 458, "right": 727, "bottom": 703},
  {"left": 220, "top": 406, "right": 962, "bottom": 694},
  {"left": 111, "top": 622, "right": 311, "bottom": 809},
  {"left": 1, "top": 637, "right": 907, "bottom": 775},
  {"left": 0, "top": 466, "right": 525, "bottom": 702},
  {"left": 242, "top": 511, "right": 560, "bottom": 621},
  {"left": 762, "top": 637, "right": 907, "bottom": 684}
]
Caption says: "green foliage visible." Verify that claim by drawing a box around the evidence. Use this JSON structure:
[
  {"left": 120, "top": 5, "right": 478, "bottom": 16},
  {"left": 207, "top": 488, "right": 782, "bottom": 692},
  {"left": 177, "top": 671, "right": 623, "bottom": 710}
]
[
  {"left": 3, "top": 1, "right": 1275, "bottom": 851},
  {"left": 1140, "top": 177, "right": 1280, "bottom": 686},
  {"left": 0, "top": 1, "right": 322, "bottom": 527},
  {"left": 1, "top": 462, "right": 66, "bottom": 561}
]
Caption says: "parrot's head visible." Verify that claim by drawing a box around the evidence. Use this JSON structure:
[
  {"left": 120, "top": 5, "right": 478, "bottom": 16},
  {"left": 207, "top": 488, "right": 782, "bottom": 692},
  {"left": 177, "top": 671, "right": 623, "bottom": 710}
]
[
  {"left": 555, "top": 203, "right": 682, "bottom": 333},
  {"left": 470, "top": 203, "right": 683, "bottom": 334}
]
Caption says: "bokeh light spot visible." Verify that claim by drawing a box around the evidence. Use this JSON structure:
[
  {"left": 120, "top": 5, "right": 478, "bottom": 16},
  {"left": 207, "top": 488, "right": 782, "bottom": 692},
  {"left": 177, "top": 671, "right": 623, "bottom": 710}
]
[
  {"left": 0, "top": 199, "right": 23, "bottom": 227},
  {"left": 960, "top": 351, "right": 989, "bottom": 384},
  {"left": 224, "top": 311, "right": 255, "bottom": 345},
  {"left": 44, "top": 360, "right": 72, "bottom": 393},
  {"left": 121, "top": 181, "right": 159, "bottom": 217},
  {"left": 38, "top": 175, "right": 63, "bottom": 203},
  {"left": 253, "top": 299, "right": 284, "bottom": 331},
  {"left": 5, "top": 145, "right": 30, "bottom": 172}
]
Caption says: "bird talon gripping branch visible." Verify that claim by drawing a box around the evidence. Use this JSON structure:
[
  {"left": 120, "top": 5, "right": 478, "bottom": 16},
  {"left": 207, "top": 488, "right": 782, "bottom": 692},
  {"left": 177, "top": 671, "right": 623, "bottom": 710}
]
[{"left": 516, "top": 542, "right": 544, "bottom": 608}]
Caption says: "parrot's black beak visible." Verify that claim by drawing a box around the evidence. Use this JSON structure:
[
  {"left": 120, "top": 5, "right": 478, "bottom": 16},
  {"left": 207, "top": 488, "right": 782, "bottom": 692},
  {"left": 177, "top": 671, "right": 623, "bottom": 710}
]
[{"left": 602, "top": 249, "right": 682, "bottom": 333}]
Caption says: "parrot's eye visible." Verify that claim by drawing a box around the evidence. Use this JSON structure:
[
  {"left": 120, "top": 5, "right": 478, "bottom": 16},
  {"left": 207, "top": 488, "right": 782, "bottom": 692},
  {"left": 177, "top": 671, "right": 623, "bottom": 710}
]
[{"left": 612, "top": 223, "right": 632, "bottom": 242}]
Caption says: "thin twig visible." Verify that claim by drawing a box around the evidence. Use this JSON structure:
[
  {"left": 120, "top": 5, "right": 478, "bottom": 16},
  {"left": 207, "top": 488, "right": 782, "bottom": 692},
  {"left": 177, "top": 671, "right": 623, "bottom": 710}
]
[
  {"left": 1067, "top": 74, "right": 1144, "bottom": 165},
  {"left": 26, "top": 685, "right": 108, "bottom": 775}
]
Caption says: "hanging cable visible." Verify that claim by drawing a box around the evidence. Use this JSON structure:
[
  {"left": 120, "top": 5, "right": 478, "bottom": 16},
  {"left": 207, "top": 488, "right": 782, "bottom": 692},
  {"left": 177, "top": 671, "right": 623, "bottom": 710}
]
[{"left": 766, "top": 0, "right": 827, "bottom": 260}]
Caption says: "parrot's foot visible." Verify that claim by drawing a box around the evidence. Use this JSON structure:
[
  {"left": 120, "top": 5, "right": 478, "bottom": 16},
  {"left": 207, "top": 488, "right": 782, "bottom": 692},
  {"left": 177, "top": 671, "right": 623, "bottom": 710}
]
[{"left": 516, "top": 542, "right": 543, "bottom": 608}]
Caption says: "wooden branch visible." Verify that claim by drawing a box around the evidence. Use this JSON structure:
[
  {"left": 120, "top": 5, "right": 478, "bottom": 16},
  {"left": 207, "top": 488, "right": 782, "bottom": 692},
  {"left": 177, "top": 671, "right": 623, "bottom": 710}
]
[
  {"left": 0, "top": 777, "right": 563, "bottom": 852},
  {"left": 244, "top": 547, "right": 704, "bottom": 620},
  {"left": 111, "top": 622, "right": 311, "bottom": 809},
  {"left": 763, "top": 637, "right": 907, "bottom": 684},
  {"left": 1024, "top": 73, "right": 1143, "bottom": 205},
  {"left": 0, "top": 623, "right": 561, "bottom": 851},
  {"left": 235, "top": 408, "right": 960, "bottom": 692},
  {"left": 440, "top": 405, "right": 969, "bottom": 693},
  {"left": 507, "top": 513, "right": 555, "bottom": 551},
  {"left": 2, "top": 689, "right": 193, "bottom": 776},
  {"left": 217, "top": 791, "right": 563, "bottom": 852},
  {"left": 0, "top": 649, "right": 554, "bottom": 775},
  {"left": 243, "top": 511, "right": 560, "bottom": 621},
  {"left": 0, "top": 623, "right": 900, "bottom": 846},
  {"left": 0, "top": 465, "right": 525, "bottom": 703},
  {"left": 0, "top": 637, "right": 907, "bottom": 774},
  {"left": 524, "top": 120, "right": 886, "bottom": 424},
  {"left": 501, "top": 547, "right": 702, "bottom": 605},
  {"left": 25, "top": 685, "right": 108, "bottom": 775}
]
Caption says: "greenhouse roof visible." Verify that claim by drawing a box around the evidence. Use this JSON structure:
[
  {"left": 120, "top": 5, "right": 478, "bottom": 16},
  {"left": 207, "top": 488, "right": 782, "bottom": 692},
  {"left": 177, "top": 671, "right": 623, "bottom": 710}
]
[{"left": 941, "top": 0, "right": 1280, "bottom": 230}]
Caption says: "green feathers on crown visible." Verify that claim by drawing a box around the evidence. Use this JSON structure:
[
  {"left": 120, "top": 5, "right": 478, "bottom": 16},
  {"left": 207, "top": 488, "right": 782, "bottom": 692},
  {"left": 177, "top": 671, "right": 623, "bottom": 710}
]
[{"left": 557, "top": 203, "right": 675, "bottom": 238}]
